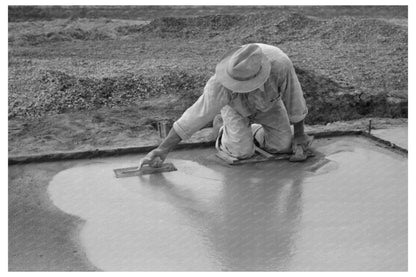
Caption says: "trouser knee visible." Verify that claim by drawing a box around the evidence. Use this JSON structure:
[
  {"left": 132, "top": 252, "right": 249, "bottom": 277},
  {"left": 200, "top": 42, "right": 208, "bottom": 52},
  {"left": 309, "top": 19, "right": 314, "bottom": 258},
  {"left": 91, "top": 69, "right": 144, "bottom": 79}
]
[
  {"left": 216, "top": 127, "right": 255, "bottom": 159},
  {"left": 252, "top": 124, "right": 292, "bottom": 154}
]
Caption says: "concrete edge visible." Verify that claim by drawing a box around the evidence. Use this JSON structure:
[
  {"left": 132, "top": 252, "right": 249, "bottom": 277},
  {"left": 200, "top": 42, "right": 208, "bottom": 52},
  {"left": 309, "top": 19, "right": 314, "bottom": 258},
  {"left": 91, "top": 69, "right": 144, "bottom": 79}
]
[
  {"left": 8, "top": 130, "right": 407, "bottom": 165},
  {"left": 8, "top": 141, "right": 215, "bottom": 165},
  {"left": 361, "top": 131, "right": 408, "bottom": 154}
]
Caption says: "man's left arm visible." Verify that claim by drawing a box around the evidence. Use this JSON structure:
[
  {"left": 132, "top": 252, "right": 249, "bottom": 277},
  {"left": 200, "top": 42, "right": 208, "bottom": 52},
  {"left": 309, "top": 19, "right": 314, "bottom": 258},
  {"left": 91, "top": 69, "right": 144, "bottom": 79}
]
[
  {"left": 293, "top": 119, "right": 313, "bottom": 149},
  {"left": 280, "top": 61, "right": 308, "bottom": 126},
  {"left": 279, "top": 61, "right": 313, "bottom": 158}
]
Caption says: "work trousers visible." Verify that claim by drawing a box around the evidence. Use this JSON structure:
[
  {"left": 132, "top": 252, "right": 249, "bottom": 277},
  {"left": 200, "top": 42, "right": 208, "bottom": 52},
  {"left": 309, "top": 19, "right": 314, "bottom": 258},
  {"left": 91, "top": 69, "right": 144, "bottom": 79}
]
[{"left": 216, "top": 99, "right": 293, "bottom": 159}]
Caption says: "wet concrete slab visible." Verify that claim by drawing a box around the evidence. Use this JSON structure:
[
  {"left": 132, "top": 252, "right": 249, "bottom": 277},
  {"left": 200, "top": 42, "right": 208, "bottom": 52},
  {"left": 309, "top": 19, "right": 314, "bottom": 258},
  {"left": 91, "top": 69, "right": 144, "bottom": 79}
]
[
  {"left": 371, "top": 126, "right": 408, "bottom": 150},
  {"left": 8, "top": 162, "right": 98, "bottom": 271},
  {"left": 9, "top": 136, "right": 407, "bottom": 271}
]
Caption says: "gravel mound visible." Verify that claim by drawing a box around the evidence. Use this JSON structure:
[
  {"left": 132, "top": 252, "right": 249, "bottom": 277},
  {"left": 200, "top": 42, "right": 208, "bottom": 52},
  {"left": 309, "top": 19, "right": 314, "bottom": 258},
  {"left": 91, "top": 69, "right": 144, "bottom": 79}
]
[
  {"left": 10, "top": 12, "right": 407, "bottom": 45},
  {"left": 133, "top": 12, "right": 407, "bottom": 44},
  {"left": 134, "top": 14, "right": 245, "bottom": 38},
  {"left": 8, "top": 66, "right": 407, "bottom": 124},
  {"left": 8, "top": 70, "right": 207, "bottom": 118},
  {"left": 8, "top": 12, "right": 408, "bottom": 124},
  {"left": 320, "top": 17, "right": 407, "bottom": 44},
  {"left": 14, "top": 28, "right": 111, "bottom": 45}
]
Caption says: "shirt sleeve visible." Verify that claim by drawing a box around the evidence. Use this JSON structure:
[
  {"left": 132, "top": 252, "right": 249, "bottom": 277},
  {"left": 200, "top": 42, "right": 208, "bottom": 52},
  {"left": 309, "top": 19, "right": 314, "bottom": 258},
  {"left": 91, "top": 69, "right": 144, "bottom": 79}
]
[
  {"left": 173, "top": 76, "right": 230, "bottom": 140},
  {"left": 279, "top": 61, "right": 308, "bottom": 124}
]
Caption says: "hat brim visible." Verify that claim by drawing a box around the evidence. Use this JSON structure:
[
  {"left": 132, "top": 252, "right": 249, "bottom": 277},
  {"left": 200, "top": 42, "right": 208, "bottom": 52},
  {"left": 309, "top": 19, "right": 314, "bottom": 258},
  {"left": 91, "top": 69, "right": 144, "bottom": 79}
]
[{"left": 215, "top": 46, "right": 271, "bottom": 93}]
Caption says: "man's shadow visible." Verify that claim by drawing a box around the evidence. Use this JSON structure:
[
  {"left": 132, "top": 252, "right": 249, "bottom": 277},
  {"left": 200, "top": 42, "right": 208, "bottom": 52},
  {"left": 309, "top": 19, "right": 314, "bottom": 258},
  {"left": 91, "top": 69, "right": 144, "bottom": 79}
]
[{"left": 138, "top": 159, "right": 316, "bottom": 271}]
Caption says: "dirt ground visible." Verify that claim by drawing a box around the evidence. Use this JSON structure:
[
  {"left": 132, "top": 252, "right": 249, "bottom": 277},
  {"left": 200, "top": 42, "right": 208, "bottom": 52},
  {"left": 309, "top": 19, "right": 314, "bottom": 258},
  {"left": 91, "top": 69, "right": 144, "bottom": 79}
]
[
  {"left": 8, "top": 113, "right": 408, "bottom": 156},
  {"left": 8, "top": 6, "right": 408, "bottom": 157}
]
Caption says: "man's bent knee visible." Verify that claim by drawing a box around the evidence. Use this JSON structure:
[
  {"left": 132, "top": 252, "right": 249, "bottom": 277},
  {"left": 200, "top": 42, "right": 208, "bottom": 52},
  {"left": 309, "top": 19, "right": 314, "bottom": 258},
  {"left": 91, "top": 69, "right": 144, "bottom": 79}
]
[
  {"left": 216, "top": 127, "right": 255, "bottom": 159},
  {"left": 252, "top": 124, "right": 292, "bottom": 154}
]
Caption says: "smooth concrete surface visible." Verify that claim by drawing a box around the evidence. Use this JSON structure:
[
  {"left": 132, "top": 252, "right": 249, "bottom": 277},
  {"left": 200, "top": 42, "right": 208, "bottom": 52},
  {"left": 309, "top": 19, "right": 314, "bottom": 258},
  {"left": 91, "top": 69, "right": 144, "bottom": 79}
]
[
  {"left": 9, "top": 136, "right": 407, "bottom": 271},
  {"left": 371, "top": 126, "right": 408, "bottom": 150},
  {"left": 9, "top": 162, "right": 98, "bottom": 271}
]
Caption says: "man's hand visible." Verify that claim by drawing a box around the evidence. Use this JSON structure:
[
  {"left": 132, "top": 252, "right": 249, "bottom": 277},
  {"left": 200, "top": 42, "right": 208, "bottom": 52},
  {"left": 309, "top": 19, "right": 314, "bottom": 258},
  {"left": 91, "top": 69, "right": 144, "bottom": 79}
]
[
  {"left": 292, "top": 133, "right": 314, "bottom": 152},
  {"left": 290, "top": 119, "right": 313, "bottom": 162},
  {"left": 290, "top": 134, "right": 314, "bottom": 162},
  {"left": 138, "top": 147, "right": 169, "bottom": 169},
  {"left": 138, "top": 127, "right": 182, "bottom": 168}
]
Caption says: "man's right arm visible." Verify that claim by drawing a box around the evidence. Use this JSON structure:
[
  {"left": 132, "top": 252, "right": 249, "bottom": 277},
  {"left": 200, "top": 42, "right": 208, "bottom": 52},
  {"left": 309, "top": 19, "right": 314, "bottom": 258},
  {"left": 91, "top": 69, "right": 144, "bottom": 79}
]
[
  {"left": 139, "top": 76, "right": 230, "bottom": 168},
  {"left": 139, "top": 127, "right": 182, "bottom": 168},
  {"left": 172, "top": 76, "right": 231, "bottom": 140}
]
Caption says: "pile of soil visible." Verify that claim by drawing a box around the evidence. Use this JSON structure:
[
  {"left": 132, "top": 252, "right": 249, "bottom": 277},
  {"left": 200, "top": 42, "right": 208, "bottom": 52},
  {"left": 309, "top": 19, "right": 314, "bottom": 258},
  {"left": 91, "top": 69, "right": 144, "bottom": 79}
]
[
  {"left": 8, "top": 66, "right": 406, "bottom": 124},
  {"left": 9, "top": 12, "right": 407, "bottom": 123},
  {"left": 132, "top": 12, "right": 407, "bottom": 44},
  {"left": 17, "top": 28, "right": 112, "bottom": 45},
  {"left": 8, "top": 9, "right": 408, "bottom": 156},
  {"left": 8, "top": 5, "right": 408, "bottom": 22},
  {"left": 8, "top": 69, "right": 206, "bottom": 118}
]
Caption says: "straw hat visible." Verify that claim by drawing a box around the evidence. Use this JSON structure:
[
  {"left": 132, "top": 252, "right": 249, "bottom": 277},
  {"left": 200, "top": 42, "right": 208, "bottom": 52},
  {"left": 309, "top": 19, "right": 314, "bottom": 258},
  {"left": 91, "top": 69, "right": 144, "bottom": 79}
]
[{"left": 215, "top": 44, "right": 271, "bottom": 93}]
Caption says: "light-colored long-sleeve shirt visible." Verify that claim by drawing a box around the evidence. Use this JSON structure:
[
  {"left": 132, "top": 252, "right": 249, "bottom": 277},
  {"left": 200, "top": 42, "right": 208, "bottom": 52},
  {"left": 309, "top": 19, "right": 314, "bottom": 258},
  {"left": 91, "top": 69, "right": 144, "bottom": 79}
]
[{"left": 173, "top": 43, "right": 308, "bottom": 140}]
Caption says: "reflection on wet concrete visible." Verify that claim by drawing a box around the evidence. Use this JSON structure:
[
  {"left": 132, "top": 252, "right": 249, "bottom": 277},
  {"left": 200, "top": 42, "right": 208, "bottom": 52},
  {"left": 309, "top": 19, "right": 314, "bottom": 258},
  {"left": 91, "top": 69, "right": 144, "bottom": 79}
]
[{"left": 48, "top": 137, "right": 407, "bottom": 271}]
